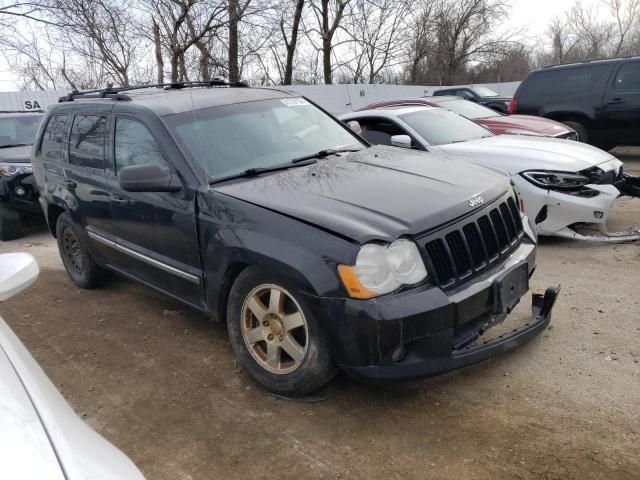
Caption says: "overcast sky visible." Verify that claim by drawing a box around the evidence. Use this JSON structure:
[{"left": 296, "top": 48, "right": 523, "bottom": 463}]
[{"left": 0, "top": 0, "right": 603, "bottom": 91}]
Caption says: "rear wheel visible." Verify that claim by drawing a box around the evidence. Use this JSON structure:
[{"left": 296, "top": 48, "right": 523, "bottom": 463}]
[
  {"left": 56, "top": 212, "right": 111, "bottom": 288},
  {"left": 227, "top": 267, "right": 337, "bottom": 395},
  {"left": 0, "top": 206, "right": 22, "bottom": 241},
  {"left": 562, "top": 121, "right": 589, "bottom": 144}
]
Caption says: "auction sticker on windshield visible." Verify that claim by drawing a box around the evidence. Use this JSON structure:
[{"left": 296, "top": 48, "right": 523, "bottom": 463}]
[{"left": 281, "top": 98, "right": 310, "bottom": 107}]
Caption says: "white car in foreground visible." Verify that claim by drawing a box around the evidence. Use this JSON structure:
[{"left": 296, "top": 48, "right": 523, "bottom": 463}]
[
  {"left": 0, "top": 253, "right": 144, "bottom": 479},
  {"left": 340, "top": 106, "right": 640, "bottom": 241}
]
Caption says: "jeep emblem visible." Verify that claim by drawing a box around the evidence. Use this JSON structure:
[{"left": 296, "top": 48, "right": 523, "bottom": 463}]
[{"left": 469, "top": 196, "right": 484, "bottom": 207}]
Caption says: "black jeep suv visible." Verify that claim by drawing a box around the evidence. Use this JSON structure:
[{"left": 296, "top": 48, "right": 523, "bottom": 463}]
[
  {"left": 0, "top": 112, "right": 43, "bottom": 240},
  {"left": 32, "top": 82, "right": 558, "bottom": 394},
  {"left": 512, "top": 57, "right": 640, "bottom": 150}
]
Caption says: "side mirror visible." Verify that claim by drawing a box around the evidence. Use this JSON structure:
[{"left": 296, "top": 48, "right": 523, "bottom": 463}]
[
  {"left": 346, "top": 120, "right": 362, "bottom": 135},
  {"left": 119, "top": 165, "right": 181, "bottom": 193},
  {"left": 391, "top": 134, "right": 413, "bottom": 149},
  {"left": 0, "top": 253, "right": 39, "bottom": 301}
]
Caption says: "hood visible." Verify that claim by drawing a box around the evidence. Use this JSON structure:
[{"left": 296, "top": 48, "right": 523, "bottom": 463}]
[
  {"left": 0, "top": 145, "right": 32, "bottom": 164},
  {"left": 437, "top": 135, "right": 616, "bottom": 175},
  {"left": 0, "top": 344, "right": 65, "bottom": 479},
  {"left": 213, "top": 145, "right": 510, "bottom": 243},
  {"left": 476, "top": 115, "right": 572, "bottom": 136}
]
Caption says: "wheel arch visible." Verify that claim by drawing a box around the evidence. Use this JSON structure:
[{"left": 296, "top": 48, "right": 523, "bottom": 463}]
[{"left": 46, "top": 203, "right": 66, "bottom": 237}]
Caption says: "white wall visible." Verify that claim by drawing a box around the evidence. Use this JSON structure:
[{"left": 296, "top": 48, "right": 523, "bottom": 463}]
[
  {"left": 0, "top": 91, "right": 66, "bottom": 112},
  {"left": 0, "top": 82, "right": 521, "bottom": 115}
]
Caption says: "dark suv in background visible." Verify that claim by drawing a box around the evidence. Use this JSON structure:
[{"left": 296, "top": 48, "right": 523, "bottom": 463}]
[
  {"left": 31, "top": 82, "right": 558, "bottom": 394},
  {"left": 0, "top": 112, "right": 43, "bottom": 240},
  {"left": 511, "top": 57, "right": 640, "bottom": 151},
  {"left": 433, "top": 86, "right": 511, "bottom": 113}
]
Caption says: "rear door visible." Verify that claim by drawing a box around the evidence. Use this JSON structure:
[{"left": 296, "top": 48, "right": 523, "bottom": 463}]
[
  {"left": 103, "top": 111, "right": 203, "bottom": 307},
  {"left": 61, "top": 105, "right": 116, "bottom": 265},
  {"left": 601, "top": 60, "right": 640, "bottom": 146}
]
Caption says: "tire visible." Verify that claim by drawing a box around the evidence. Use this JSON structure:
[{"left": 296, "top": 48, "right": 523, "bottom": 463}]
[
  {"left": 562, "top": 121, "right": 589, "bottom": 144},
  {"left": 227, "top": 267, "right": 338, "bottom": 395},
  {"left": 0, "top": 206, "right": 22, "bottom": 241},
  {"left": 56, "top": 212, "right": 111, "bottom": 289}
]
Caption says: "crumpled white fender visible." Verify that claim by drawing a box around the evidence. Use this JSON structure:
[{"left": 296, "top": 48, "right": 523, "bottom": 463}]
[{"left": 511, "top": 176, "right": 640, "bottom": 242}]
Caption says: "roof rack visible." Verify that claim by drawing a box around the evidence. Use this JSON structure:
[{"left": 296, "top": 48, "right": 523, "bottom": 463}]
[
  {"left": 58, "top": 78, "right": 249, "bottom": 103},
  {"left": 542, "top": 55, "right": 640, "bottom": 69}
]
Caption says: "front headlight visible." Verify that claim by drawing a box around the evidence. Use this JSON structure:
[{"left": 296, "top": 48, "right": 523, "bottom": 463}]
[
  {"left": 0, "top": 163, "right": 32, "bottom": 177},
  {"left": 338, "top": 239, "right": 428, "bottom": 299},
  {"left": 521, "top": 170, "right": 589, "bottom": 191}
]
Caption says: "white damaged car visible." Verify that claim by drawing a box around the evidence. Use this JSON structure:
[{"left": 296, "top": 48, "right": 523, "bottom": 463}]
[{"left": 340, "top": 106, "right": 640, "bottom": 241}]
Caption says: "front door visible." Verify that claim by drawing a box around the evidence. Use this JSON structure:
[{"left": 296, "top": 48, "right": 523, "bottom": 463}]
[
  {"left": 600, "top": 60, "right": 640, "bottom": 147},
  {"left": 104, "top": 115, "right": 203, "bottom": 307}
]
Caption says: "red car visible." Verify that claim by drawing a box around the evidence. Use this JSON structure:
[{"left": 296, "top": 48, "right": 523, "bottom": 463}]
[{"left": 359, "top": 96, "right": 578, "bottom": 141}]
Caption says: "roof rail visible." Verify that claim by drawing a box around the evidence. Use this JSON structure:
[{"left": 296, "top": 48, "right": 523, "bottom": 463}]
[
  {"left": 542, "top": 55, "right": 640, "bottom": 69},
  {"left": 58, "top": 79, "right": 249, "bottom": 103}
]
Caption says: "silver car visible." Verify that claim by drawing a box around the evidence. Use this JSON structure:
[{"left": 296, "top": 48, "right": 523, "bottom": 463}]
[{"left": 0, "top": 252, "right": 144, "bottom": 479}]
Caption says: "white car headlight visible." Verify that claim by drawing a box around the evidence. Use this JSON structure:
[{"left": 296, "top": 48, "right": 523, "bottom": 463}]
[
  {"left": 521, "top": 170, "right": 590, "bottom": 191},
  {"left": 338, "top": 239, "right": 428, "bottom": 298}
]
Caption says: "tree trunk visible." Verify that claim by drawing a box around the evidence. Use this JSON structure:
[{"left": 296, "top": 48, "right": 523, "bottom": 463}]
[
  {"left": 153, "top": 20, "right": 164, "bottom": 84},
  {"left": 321, "top": 0, "right": 332, "bottom": 84},
  {"left": 322, "top": 36, "right": 332, "bottom": 84},
  {"left": 283, "top": 0, "right": 305, "bottom": 85},
  {"left": 170, "top": 51, "right": 179, "bottom": 82},
  {"left": 228, "top": 0, "right": 240, "bottom": 81}
]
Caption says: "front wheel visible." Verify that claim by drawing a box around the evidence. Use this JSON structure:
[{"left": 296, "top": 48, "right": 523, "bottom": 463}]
[
  {"left": 227, "top": 267, "right": 337, "bottom": 395},
  {"left": 0, "top": 206, "right": 22, "bottom": 241}
]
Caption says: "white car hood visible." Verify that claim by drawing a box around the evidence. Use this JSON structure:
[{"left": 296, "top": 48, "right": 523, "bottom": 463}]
[
  {"left": 0, "top": 342, "right": 65, "bottom": 479},
  {"left": 438, "top": 135, "right": 617, "bottom": 174},
  {"left": 0, "top": 318, "right": 145, "bottom": 480}
]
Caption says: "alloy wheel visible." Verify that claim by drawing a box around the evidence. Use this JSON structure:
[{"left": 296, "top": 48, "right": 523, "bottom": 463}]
[{"left": 240, "top": 284, "right": 309, "bottom": 374}]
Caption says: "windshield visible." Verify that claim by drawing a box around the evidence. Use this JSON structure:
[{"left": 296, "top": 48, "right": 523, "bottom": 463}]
[
  {"left": 471, "top": 87, "right": 500, "bottom": 97},
  {"left": 400, "top": 109, "right": 493, "bottom": 145},
  {"left": 0, "top": 114, "right": 42, "bottom": 147},
  {"left": 435, "top": 99, "right": 501, "bottom": 119},
  {"left": 164, "top": 98, "right": 363, "bottom": 181}
]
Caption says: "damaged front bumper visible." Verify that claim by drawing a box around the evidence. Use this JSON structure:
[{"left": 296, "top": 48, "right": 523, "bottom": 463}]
[
  {"left": 512, "top": 172, "right": 640, "bottom": 242},
  {"left": 305, "top": 242, "right": 559, "bottom": 383}
]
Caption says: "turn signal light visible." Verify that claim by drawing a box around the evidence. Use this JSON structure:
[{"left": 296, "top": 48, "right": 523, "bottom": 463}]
[{"left": 337, "top": 265, "right": 377, "bottom": 299}]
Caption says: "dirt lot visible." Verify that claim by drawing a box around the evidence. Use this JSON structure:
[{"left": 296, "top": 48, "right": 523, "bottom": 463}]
[{"left": 2, "top": 151, "right": 640, "bottom": 480}]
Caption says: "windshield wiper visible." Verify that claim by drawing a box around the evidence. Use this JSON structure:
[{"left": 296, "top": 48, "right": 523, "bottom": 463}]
[
  {"left": 0, "top": 143, "right": 31, "bottom": 149},
  {"left": 291, "top": 148, "right": 361, "bottom": 164},
  {"left": 209, "top": 158, "right": 317, "bottom": 184}
]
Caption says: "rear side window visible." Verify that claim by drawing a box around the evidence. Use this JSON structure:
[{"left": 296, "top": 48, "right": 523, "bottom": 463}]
[
  {"left": 614, "top": 62, "right": 640, "bottom": 91},
  {"left": 69, "top": 115, "right": 106, "bottom": 169},
  {"left": 39, "top": 114, "right": 69, "bottom": 162},
  {"left": 518, "top": 64, "right": 612, "bottom": 101},
  {"left": 114, "top": 118, "right": 169, "bottom": 174}
]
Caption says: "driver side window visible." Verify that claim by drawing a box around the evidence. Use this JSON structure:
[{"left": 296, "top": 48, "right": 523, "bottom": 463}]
[
  {"left": 355, "top": 117, "right": 409, "bottom": 146},
  {"left": 114, "top": 118, "right": 170, "bottom": 174}
]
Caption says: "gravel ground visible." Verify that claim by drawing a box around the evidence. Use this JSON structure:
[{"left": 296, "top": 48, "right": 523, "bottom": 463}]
[{"left": 1, "top": 151, "right": 639, "bottom": 480}]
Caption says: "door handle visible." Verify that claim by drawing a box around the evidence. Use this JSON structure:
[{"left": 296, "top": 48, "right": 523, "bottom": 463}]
[
  {"left": 62, "top": 179, "right": 77, "bottom": 190},
  {"left": 607, "top": 98, "right": 625, "bottom": 105},
  {"left": 110, "top": 194, "right": 131, "bottom": 206}
]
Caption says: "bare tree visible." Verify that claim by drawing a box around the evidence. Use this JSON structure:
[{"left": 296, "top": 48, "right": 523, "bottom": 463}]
[
  {"left": 146, "top": 0, "right": 227, "bottom": 82},
  {"left": 308, "top": 0, "right": 351, "bottom": 84},
  {"left": 347, "top": 0, "right": 412, "bottom": 83},
  {"left": 275, "top": 0, "right": 305, "bottom": 84},
  {"left": 603, "top": 0, "right": 640, "bottom": 56}
]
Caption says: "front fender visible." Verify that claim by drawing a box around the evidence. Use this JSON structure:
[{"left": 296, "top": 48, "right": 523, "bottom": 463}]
[{"left": 197, "top": 191, "right": 359, "bottom": 317}]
